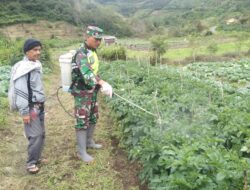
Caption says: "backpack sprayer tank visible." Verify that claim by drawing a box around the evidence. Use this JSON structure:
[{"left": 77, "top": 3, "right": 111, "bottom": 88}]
[{"left": 58, "top": 50, "right": 76, "bottom": 92}]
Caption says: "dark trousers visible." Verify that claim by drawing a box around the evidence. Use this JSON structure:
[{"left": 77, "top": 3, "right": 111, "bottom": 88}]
[{"left": 24, "top": 106, "right": 45, "bottom": 167}]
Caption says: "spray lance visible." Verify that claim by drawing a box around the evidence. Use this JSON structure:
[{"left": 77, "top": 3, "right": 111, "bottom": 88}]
[{"left": 57, "top": 50, "right": 161, "bottom": 122}]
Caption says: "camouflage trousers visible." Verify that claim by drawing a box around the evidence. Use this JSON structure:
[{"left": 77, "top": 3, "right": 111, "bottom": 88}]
[{"left": 73, "top": 89, "right": 99, "bottom": 130}]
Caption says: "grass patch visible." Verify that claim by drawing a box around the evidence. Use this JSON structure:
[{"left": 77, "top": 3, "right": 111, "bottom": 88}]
[{"left": 126, "top": 37, "right": 250, "bottom": 62}]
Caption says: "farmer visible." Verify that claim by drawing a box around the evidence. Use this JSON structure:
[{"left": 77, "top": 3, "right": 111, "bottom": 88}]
[
  {"left": 10, "top": 39, "right": 46, "bottom": 174},
  {"left": 70, "top": 26, "right": 113, "bottom": 163}
]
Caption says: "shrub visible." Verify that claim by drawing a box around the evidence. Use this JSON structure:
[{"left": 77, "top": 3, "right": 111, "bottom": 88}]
[
  {"left": 207, "top": 42, "right": 218, "bottom": 55},
  {"left": 99, "top": 45, "right": 126, "bottom": 61},
  {"left": 0, "top": 97, "right": 8, "bottom": 129}
]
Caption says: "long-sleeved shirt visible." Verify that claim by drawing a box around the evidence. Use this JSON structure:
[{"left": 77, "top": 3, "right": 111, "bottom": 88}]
[{"left": 14, "top": 61, "right": 45, "bottom": 116}]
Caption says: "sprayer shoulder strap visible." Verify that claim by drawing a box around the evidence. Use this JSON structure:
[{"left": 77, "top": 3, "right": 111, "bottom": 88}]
[{"left": 70, "top": 50, "right": 86, "bottom": 90}]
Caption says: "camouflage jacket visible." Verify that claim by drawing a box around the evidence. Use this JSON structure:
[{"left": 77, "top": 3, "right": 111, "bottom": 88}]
[{"left": 70, "top": 43, "right": 100, "bottom": 93}]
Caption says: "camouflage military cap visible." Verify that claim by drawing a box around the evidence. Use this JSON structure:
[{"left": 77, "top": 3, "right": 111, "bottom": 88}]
[{"left": 86, "top": 26, "right": 103, "bottom": 39}]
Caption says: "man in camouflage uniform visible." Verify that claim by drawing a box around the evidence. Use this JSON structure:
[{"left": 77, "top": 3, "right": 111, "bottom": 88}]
[{"left": 70, "top": 26, "right": 113, "bottom": 163}]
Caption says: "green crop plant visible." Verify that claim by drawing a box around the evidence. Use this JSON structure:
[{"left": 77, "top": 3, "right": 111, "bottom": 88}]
[{"left": 100, "top": 59, "right": 250, "bottom": 189}]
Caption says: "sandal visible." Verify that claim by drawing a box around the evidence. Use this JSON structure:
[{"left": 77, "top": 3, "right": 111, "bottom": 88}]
[
  {"left": 37, "top": 158, "right": 49, "bottom": 164},
  {"left": 27, "top": 164, "right": 39, "bottom": 174}
]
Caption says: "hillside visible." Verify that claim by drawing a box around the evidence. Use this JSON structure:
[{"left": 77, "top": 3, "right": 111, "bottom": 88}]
[
  {"left": 95, "top": 0, "right": 250, "bottom": 36},
  {"left": 0, "top": 0, "right": 132, "bottom": 37},
  {"left": 0, "top": 20, "right": 80, "bottom": 40},
  {"left": 1, "top": 0, "right": 249, "bottom": 37},
  {"left": 96, "top": 0, "right": 250, "bottom": 13}
]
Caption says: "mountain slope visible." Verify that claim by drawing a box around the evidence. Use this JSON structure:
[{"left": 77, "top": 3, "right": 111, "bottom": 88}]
[
  {"left": 0, "top": 0, "right": 249, "bottom": 37},
  {"left": 95, "top": 0, "right": 250, "bottom": 36},
  {"left": 0, "top": 0, "right": 132, "bottom": 37}
]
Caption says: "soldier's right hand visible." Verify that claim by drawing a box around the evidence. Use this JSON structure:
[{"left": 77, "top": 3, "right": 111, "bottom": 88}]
[
  {"left": 101, "top": 82, "right": 113, "bottom": 98},
  {"left": 23, "top": 115, "right": 31, "bottom": 124}
]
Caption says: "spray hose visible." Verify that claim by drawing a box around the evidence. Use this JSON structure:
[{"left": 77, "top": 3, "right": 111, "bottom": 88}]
[
  {"left": 56, "top": 87, "right": 75, "bottom": 118},
  {"left": 56, "top": 86, "right": 159, "bottom": 119},
  {"left": 113, "top": 92, "right": 157, "bottom": 117}
]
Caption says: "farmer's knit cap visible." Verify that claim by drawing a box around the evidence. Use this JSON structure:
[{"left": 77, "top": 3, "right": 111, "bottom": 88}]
[{"left": 23, "top": 39, "right": 42, "bottom": 53}]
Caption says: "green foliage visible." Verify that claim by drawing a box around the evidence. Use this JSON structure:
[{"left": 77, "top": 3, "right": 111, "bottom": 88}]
[
  {"left": 0, "top": 97, "right": 8, "bottom": 129},
  {"left": 100, "top": 59, "right": 250, "bottom": 189},
  {"left": 0, "top": 0, "right": 75, "bottom": 26},
  {"left": 186, "top": 59, "right": 250, "bottom": 84},
  {"left": 150, "top": 35, "right": 168, "bottom": 57},
  {"left": 150, "top": 35, "right": 168, "bottom": 65},
  {"left": 0, "top": 35, "right": 23, "bottom": 66},
  {"left": 44, "top": 39, "right": 81, "bottom": 49},
  {"left": 0, "top": 0, "right": 132, "bottom": 37},
  {"left": 99, "top": 45, "right": 126, "bottom": 61},
  {"left": 39, "top": 43, "right": 52, "bottom": 70},
  {"left": 0, "top": 65, "right": 11, "bottom": 97},
  {"left": 207, "top": 43, "right": 219, "bottom": 55}
]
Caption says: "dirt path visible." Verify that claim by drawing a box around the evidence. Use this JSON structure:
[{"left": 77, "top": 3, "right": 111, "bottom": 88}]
[{"left": 0, "top": 46, "right": 143, "bottom": 190}]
